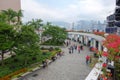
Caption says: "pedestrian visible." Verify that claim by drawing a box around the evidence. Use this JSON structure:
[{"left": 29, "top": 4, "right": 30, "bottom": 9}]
[
  {"left": 66, "top": 41, "right": 68, "bottom": 46},
  {"left": 68, "top": 47, "right": 71, "bottom": 54},
  {"left": 42, "top": 60, "right": 47, "bottom": 68},
  {"left": 77, "top": 45, "right": 80, "bottom": 53},
  {"left": 80, "top": 45, "right": 83, "bottom": 50},
  {"left": 78, "top": 47, "right": 80, "bottom": 53},
  {"left": 75, "top": 45, "right": 77, "bottom": 50},
  {"left": 86, "top": 55, "right": 90, "bottom": 65},
  {"left": 70, "top": 46, "right": 74, "bottom": 53}
]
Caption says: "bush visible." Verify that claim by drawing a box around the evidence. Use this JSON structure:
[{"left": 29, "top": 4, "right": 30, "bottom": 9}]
[
  {"left": 0, "top": 48, "right": 61, "bottom": 78},
  {"left": 54, "top": 47, "right": 60, "bottom": 51}
]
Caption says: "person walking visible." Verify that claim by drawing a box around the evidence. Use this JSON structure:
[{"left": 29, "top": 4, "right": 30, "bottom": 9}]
[
  {"left": 77, "top": 45, "right": 80, "bottom": 53},
  {"left": 68, "top": 47, "right": 71, "bottom": 54},
  {"left": 80, "top": 45, "right": 83, "bottom": 50},
  {"left": 86, "top": 55, "right": 90, "bottom": 65},
  {"left": 70, "top": 45, "right": 74, "bottom": 53}
]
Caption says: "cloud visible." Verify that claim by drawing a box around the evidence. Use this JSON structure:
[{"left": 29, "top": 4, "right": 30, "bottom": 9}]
[
  {"left": 21, "top": 0, "right": 115, "bottom": 23},
  {"left": 21, "top": 0, "right": 66, "bottom": 22}
]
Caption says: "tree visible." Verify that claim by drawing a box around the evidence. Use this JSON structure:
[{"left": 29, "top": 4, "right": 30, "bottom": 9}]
[
  {"left": 14, "top": 25, "right": 40, "bottom": 66},
  {"left": 1, "top": 9, "right": 16, "bottom": 24},
  {"left": 0, "top": 13, "right": 7, "bottom": 23},
  {"left": 16, "top": 10, "right": 23, "bottom": 25},
  {"left": 0, "top": 22, "right": 14, "bottom": 66},
  {"left": 27, "top": 19, "right": 43, "bottom": 30},
  {"left": 42, "top": 24, "right": 67, "bottom": 45},
  {"left": 1, "top": 9, "right": 23, "bottom": 26}
]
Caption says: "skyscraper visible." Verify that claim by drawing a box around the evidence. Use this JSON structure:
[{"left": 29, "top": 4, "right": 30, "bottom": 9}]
[{"left": 106, "top": 0, "right": 120, "bottom": 35}]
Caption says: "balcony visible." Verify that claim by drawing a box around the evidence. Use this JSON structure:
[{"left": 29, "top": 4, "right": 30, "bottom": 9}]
[
  {"left": 107, "top": 14, "right": 115, "bottom": 22},
  {"left": 116, "top": 0, "right": 120, "bottom": 6},
  {"left": 115, "top": 21, "right": 120, "bottom": 27}
]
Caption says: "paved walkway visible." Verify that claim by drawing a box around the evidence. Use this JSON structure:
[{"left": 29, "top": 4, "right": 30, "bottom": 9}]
[{"left": 20, "top": 41, "right": 93, "bottom": 80}]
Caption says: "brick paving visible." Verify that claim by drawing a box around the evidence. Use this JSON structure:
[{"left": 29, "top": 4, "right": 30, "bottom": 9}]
[{"left": 20, "top": 41, "right": 93, "bottom": 80}]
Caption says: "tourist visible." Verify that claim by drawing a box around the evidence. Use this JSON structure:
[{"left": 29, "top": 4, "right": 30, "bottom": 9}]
[
  {"left": 77, "top": 45, "right": 80, "bottom": 53},
  {"left": 86, "top": 55, "right": 90, "bottom": 65},
  {"left": 51, "top": 56, "right": 56, "bottom": 61},
  {"left": 42, "top": 60, "right": 47, "bottom": 68},
  {"left": 70, "top": 45, "right": 74, "bottom": 53},
  {"left": 80, "top": 45, "right": 83, "bottom": 50},
  {"left": 75, "top": 45, "right": 77, "bottom": 50},
  {"left": 68, "top": 47, "right": 71, "bottom": 54}
]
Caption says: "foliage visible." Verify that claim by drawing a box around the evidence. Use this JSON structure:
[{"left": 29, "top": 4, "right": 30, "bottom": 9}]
[
  {"left": 14, "top": 25, "right": 40, "bottom": 66},
  {"left": 16, "top": 10, "right": 23, "bottom": 25},
  {"left": 42, "top": 24, "right": 67, "bottom": 45},
  {"left": 0, "top": 22, "right": 15, "bottom": 66},
  {"left": 0, "top": 49, "right": 60, "bottom": 78},
  {"left": 103, "top": 34, "right": 120, "bottom": 60},
  {"left": 0, "top": 9, "right": 23, "bottom": 25},
  {"left": 103, "top": 34, "right": 120, "bottom": 79},
  {"left": 0, "top": 9, "right": 63, "bottom": 79},
  {"left": 1, "top": 9, "right": 16, "bottom": 24},
  {"left": 26, "top": 19, "right": 43, "bottom": 30}
]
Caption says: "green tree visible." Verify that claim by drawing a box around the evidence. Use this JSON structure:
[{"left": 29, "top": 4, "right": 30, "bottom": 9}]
[
  {"left": 0, "top": 13, "right": 7, "bottom": 23},
  {"left": 1, "top": 9, "right": 16, "bottom": 24},
  {"left": 14, "top": 25, "right": 40, "bottom": 66},
  {"left": 16, "top": 10, "right": 23, "bottom": 25},
  {"left": 27, "top": 19, "right": 43, "bottom": 30},
  {"left": 42, "top": 24, "right": 67, "bottom": 45},
  {"left": 0, "top": 22, "right": 14, "bottom": 66}
]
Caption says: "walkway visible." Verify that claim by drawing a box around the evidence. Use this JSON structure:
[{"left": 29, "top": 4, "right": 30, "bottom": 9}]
[{"left": 20, "top": 41, "right": 93, "bottom": 80}]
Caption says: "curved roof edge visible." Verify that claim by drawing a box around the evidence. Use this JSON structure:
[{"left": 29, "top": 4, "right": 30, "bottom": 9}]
[{"left": 68, "top": 32, "right": 105, "bottom": 43}]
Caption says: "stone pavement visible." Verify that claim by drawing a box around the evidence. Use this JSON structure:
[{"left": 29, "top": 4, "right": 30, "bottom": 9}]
[{"left": 20, "top": 41, "right": 93, "bottom": 80}]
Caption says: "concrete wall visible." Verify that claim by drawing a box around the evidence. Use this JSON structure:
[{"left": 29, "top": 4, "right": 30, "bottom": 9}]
[{"left": 0, "top": 0, "right": 21, "bottom": 11}]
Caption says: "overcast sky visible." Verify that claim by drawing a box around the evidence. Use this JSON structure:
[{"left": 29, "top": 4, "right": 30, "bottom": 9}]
[{"left": 21, "top": 0, "right": 115, "bottom": 23}]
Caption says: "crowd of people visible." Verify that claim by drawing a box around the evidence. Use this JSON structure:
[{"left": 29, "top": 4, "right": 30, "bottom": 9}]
[
  {"left": 64, "top": 39, "right": 92, "bottom": 66},
  {"left": 42, "top": 38, "right": 92, "bottom": 68}
]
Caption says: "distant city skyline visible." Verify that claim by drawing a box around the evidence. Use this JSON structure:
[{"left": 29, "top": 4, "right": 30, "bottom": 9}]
[{"left": 21, "top": 0, "right": 115, "bottom": 23}]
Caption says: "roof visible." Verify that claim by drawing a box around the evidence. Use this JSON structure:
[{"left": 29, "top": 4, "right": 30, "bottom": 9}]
[{"left": 68, "top": 32, "right": 105, "bottom": 43}]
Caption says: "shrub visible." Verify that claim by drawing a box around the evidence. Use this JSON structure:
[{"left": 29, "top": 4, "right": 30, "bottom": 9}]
[{"left": 55, "top": 47, "right": 60, "bottom": 50}]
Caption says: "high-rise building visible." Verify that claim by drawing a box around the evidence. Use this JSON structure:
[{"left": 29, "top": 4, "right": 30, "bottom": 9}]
[
  {"left": 0, "top": 0, "right": 21, "bottom": 11},
  {"left": 106, "top": 0, "right": 120, "bottom": 35}
]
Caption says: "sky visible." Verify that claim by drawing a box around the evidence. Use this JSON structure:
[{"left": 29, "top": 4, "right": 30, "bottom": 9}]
[{"left": 21, "top": 0, "right": 115, "bottom": 23}]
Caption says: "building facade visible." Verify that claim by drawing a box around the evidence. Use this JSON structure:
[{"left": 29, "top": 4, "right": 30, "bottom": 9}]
[
  {"left": 106, "top": 0, "right": 120, "bottom": 35},
  {"left": 0, "top": 0, "right": 21, "bottom": 11}
]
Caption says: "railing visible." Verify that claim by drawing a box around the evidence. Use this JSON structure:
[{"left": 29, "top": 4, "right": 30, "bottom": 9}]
[{"left": 85, "top": 57, "right": 106, "bottom": 80}]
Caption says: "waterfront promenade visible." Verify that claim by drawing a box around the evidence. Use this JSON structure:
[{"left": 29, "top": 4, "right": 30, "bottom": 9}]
[{"left": 19, "top": 41, "right": 93, "bottom": 80}]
